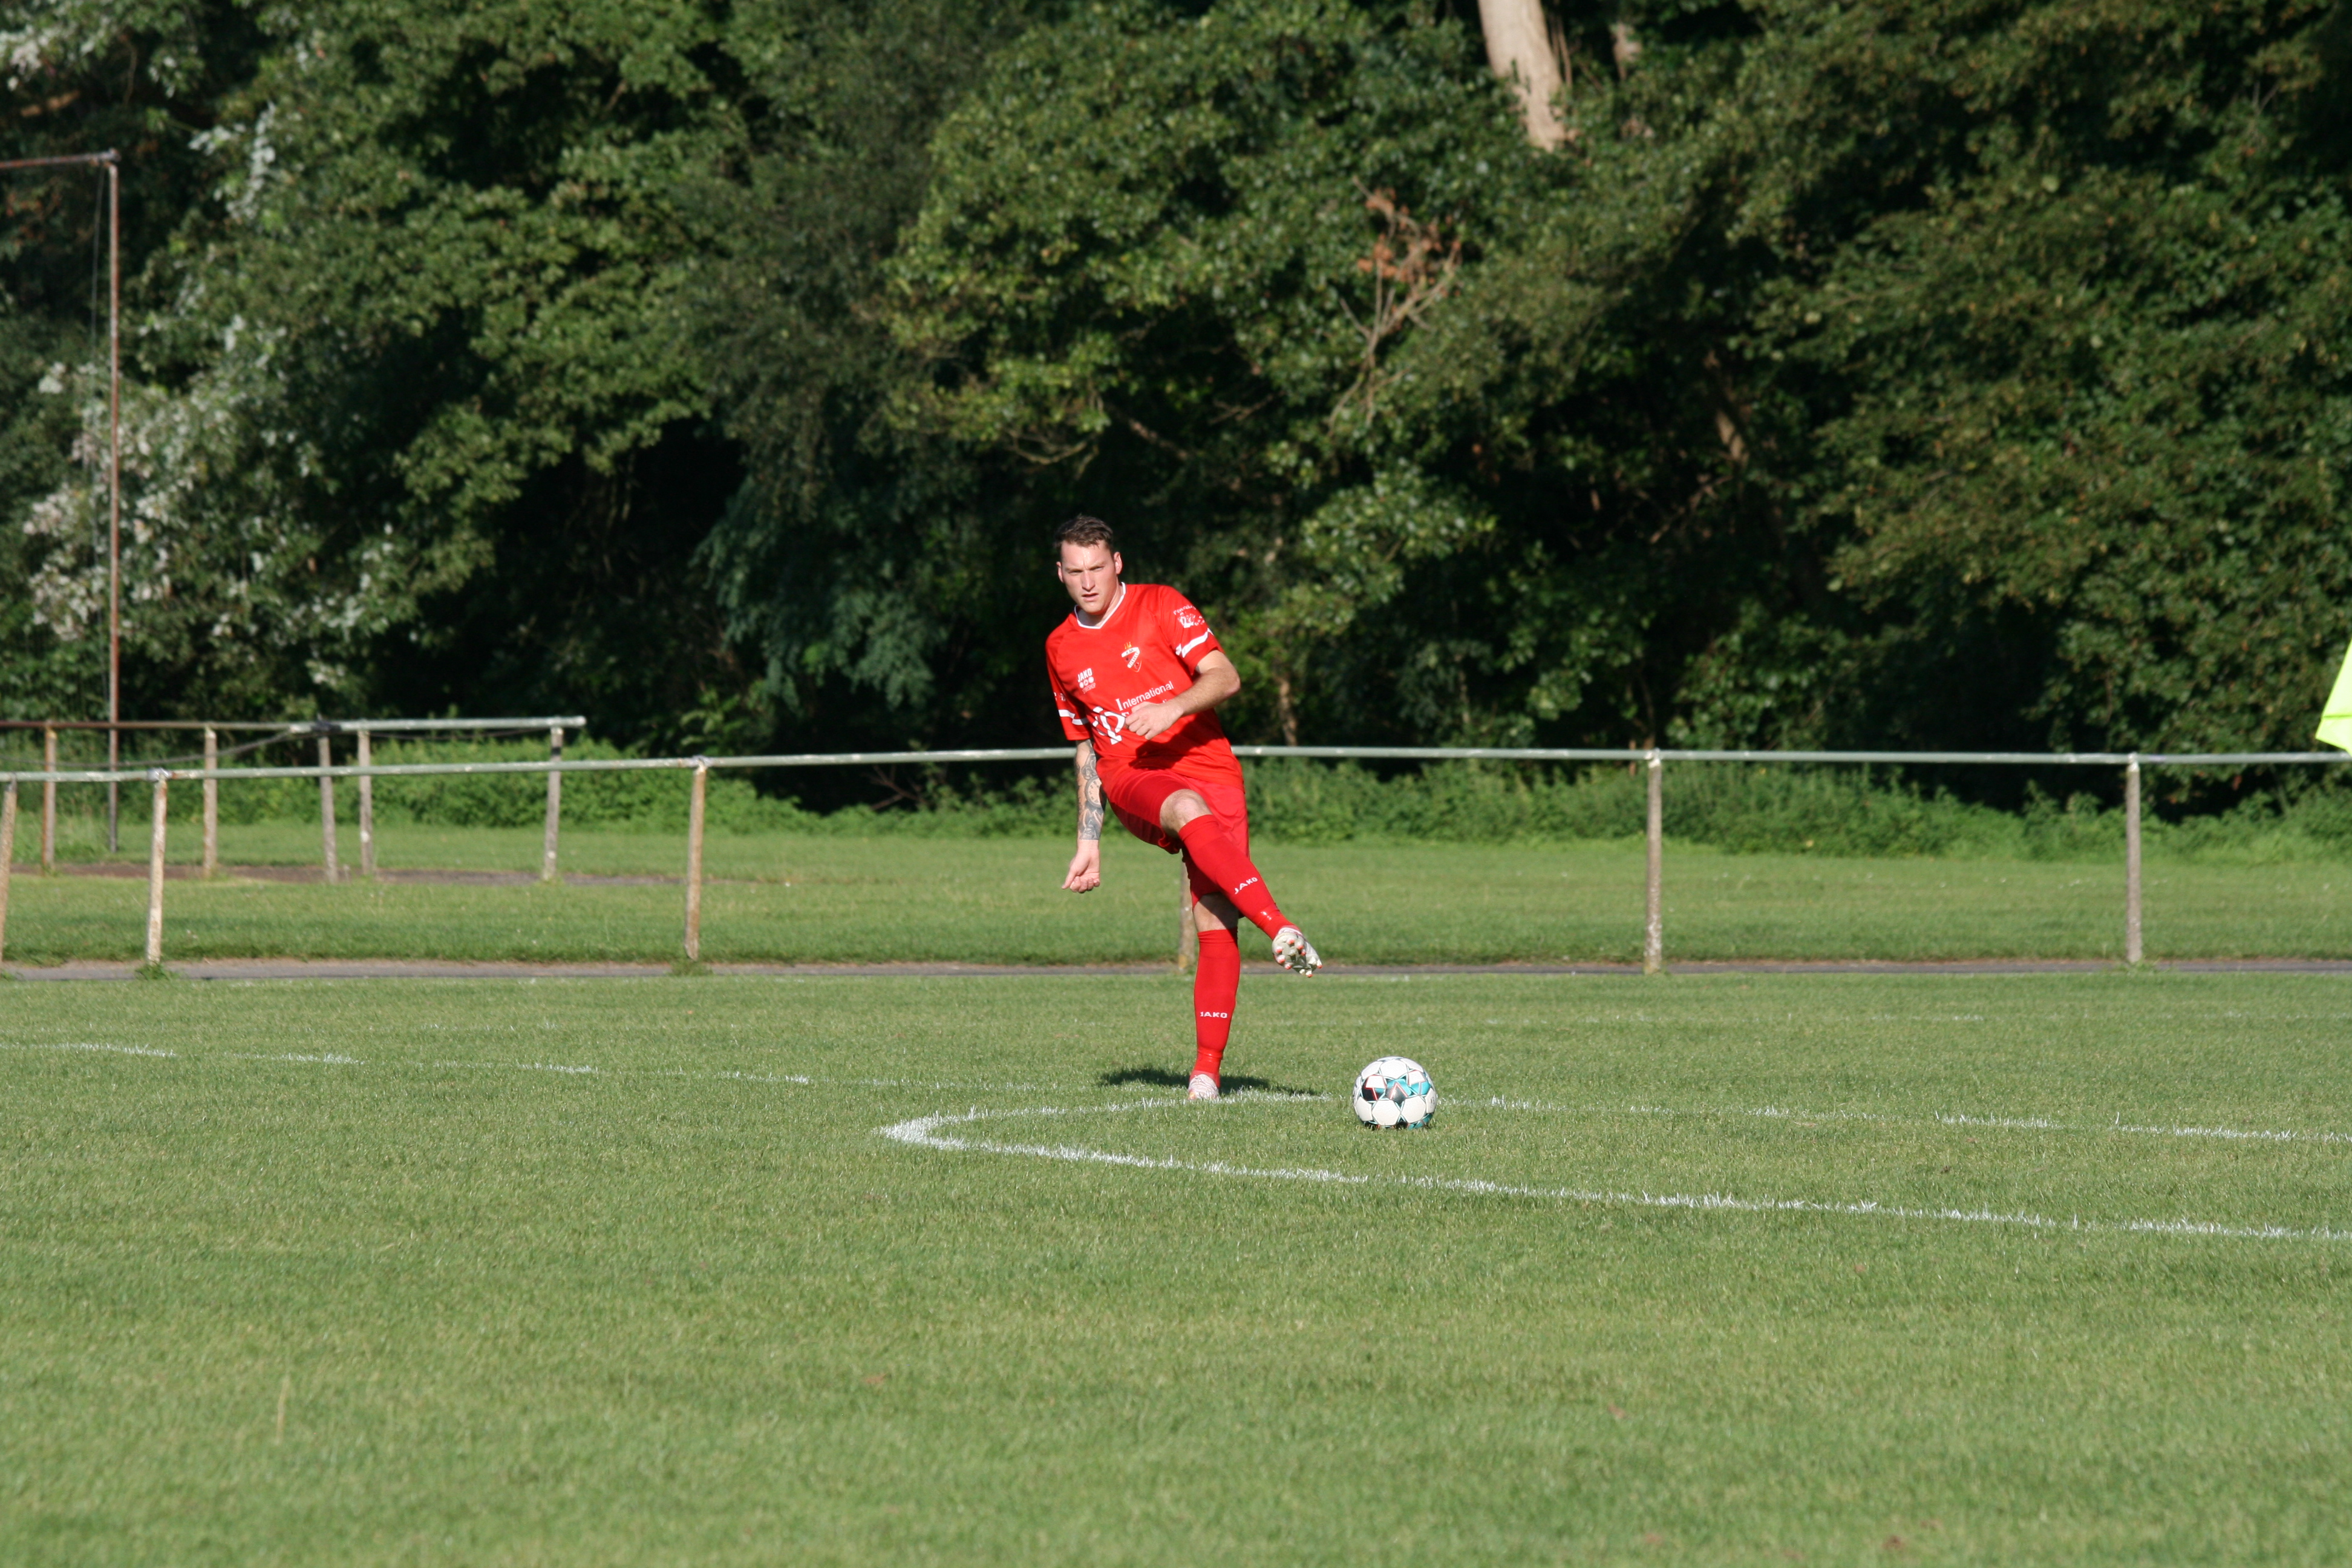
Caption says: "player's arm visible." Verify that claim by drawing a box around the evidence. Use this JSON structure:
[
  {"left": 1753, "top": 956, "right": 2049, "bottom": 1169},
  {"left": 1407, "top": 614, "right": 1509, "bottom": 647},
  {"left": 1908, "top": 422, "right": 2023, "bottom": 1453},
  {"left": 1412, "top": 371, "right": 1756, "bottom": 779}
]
[
  {"left": 1126, "top": 651, "right": 1240, "bottom": 741},
  {"left": 1063, "top": 739, "right": 1105, "bottom": 892}
]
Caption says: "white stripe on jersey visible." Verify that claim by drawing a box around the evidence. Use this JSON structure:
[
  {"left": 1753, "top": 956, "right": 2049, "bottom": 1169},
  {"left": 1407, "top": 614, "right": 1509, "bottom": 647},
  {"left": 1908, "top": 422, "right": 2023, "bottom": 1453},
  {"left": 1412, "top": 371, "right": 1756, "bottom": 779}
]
[{"left": 1175, "top": 632, "right": 1212, "bottom": 659}]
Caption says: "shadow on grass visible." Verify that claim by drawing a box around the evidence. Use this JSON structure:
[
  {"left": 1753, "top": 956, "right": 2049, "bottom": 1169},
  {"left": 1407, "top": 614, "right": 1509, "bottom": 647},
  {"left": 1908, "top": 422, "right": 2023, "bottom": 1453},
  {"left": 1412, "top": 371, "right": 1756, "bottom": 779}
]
[{"left": 1098, "top": 1065, "right": 1324, "bottom": 1098}]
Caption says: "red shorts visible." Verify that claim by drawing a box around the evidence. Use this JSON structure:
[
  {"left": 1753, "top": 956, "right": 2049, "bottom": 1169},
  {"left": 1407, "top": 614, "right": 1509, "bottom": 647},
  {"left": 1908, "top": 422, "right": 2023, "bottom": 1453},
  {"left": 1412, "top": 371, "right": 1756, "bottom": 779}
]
[{"left": 1102, "top": 768, "right": 1251, "bottom": 893}]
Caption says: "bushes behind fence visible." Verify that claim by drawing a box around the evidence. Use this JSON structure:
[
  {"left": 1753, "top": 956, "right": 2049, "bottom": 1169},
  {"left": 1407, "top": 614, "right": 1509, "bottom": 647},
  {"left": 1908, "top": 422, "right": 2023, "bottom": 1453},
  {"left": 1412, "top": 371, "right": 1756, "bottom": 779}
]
[
  {"left": 206, "top": 739, "right": 813, "bottom": 833},
  {"left": 890, "top": 759, "right": 2352, "bottom": 862}
]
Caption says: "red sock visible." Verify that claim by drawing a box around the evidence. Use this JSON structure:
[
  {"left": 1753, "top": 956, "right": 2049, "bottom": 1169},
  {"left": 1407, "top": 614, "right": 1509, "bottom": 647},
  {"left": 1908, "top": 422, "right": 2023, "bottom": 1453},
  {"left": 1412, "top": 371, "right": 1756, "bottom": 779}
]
[
  {"left": 1193, "top": 923, "right": 1238, "bottom": 1083},
  {"left": 1176, "top": 816, "right": 1288, "bottom": 939}
]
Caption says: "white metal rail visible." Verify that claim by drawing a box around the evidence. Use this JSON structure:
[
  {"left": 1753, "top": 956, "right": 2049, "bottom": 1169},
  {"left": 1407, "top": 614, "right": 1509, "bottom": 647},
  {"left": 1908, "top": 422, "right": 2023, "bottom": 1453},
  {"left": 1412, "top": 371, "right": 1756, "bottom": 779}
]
[
  {"left": 1, "top": 716, "right": 584, "bottom": 859},
  {"left": 1, "top": 717, "right": 584, "bottom": 877},
  {"left": 1, "top": 744, "right": 2345, "bottom": 971}
]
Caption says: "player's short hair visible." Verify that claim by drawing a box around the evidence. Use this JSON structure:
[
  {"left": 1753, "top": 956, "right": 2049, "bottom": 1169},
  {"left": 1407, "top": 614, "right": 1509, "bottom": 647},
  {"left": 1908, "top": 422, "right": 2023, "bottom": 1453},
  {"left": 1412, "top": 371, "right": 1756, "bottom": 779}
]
[{"left": 1054, "top": 515, "right": 1117, "bottom": 557}]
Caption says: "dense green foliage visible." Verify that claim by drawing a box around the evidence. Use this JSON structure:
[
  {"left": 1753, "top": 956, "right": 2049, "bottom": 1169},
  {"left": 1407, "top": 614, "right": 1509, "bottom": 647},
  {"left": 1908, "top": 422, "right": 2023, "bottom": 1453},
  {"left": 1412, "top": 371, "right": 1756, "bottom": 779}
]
[
  {"left": 5, "top": 1, "right": 2349, "bottom": 799},
  {"left": 2, "top": 0, "right": 748, "bottom": 736}
]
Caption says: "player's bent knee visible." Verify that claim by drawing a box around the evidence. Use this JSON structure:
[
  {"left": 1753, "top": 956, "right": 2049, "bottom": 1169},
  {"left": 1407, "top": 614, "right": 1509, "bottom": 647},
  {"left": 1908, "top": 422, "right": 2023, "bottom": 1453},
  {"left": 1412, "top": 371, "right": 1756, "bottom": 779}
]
[{"left": 1161, "top": 789, "right": 1212, "bottom": 830}]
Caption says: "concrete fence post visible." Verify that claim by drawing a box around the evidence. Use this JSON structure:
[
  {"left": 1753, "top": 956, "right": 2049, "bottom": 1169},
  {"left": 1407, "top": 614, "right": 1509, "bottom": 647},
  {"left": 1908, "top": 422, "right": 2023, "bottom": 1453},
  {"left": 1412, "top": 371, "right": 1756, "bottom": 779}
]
[
  {"left": 145, "top": 770, "right": 168, "bottom": 966},
  {"left": 0, "top": 779, "right": 16, "bottom": 965},
  {"left": 317, "top": 731, "right": 339, "bottom": 885},
  {"left": 1643, "top": 749, "right": 1665, "bottom": 976},
  {"left": 41, "top": 725, "right": 56, "bottom": 874},
  {"left": 201, "top": 727, "right": 219, "bottom": 878},
  {"left": 543, "top": 725, "right": 563, "bottom": 883},
  {"left": 683, "top": 761, "right": 708, "bottom": 962},
  {"left": 356, "top": 730, "right": 376, "bottom": 879},
  {"left": 2125, "top": 754, "right": 2143, "bottom": 966}
]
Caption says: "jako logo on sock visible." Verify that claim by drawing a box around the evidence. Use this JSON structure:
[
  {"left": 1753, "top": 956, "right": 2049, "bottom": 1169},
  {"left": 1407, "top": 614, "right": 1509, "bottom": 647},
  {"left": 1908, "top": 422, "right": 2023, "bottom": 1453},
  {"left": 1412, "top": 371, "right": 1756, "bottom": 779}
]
[
  {"left": 1230, "top": 877, "right": 1260, "bottom": 895},
  {"left": 1198, "top": 1010, "right": 1230, "bottom": 1020}
]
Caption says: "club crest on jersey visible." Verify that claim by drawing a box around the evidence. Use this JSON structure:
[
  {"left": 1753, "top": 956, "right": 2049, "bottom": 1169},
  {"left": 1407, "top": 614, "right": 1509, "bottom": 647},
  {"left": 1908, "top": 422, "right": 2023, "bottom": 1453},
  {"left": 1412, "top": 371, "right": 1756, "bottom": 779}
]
[
  {"left": 1120, "top": 643, "right": 1143, "bottom": 671},
  {"left": 1076, "top": 667, "right": 1096, "bottom": 691}
]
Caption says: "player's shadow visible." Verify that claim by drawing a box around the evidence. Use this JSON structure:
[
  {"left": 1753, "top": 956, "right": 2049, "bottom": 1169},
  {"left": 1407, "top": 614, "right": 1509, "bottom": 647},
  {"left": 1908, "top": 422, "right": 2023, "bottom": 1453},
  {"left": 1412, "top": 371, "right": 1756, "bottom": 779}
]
[{"left": 1099, "top": 1065, "right": 1321, "bottom": 1098}]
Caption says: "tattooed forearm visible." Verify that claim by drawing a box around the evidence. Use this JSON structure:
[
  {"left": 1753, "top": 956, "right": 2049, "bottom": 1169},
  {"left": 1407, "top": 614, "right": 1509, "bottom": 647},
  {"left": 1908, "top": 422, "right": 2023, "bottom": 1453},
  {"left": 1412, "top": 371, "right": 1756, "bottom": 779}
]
[{"left": 1074, "top": 742, "right": 1105, "bottom": 841}]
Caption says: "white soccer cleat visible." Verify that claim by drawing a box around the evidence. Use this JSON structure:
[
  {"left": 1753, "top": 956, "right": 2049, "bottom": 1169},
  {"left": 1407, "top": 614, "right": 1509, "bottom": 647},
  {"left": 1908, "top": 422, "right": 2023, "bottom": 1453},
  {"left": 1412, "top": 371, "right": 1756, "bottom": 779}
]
[
  {"left": 1272, "top": 925, "right": 1322, "bottom": 975},
  {"left": 1187, "top": 1072, "right": 1220, "bottom": 1101}
]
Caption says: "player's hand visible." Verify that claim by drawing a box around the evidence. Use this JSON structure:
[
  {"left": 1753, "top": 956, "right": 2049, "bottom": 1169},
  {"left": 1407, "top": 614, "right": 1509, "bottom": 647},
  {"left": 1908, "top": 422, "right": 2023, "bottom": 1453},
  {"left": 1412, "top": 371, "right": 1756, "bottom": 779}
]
[
  {"left": 1126, "top": 699, "right": 1186, "bottom": 740},
  {"left": 1063, "top": 841, "right": 1102, "bottom": 892}
]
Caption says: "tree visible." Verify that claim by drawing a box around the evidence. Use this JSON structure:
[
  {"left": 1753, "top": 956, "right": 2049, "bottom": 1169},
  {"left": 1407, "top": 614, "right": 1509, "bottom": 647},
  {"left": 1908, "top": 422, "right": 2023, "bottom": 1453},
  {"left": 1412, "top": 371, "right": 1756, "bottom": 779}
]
[
  {"left": 1475, "top": 0, "right": 1569, "bottom": 149},
  {"left": 691, "top": 0, "right": 1054, "bottom": 755},
  {"left": 1646, "top": 0, "right": 2352, "bottom": 758},
  {"left": 11, "top": 0, "right": 2348, "bottom": 778},
  {"left": 0, "top": 0, "right": 266, "bottom": 718},
  {"left": 5, "top": 0, "right": 757, "bottom": 737},
  {"left": 878, "top": 0, "right": 1610, "bottom": 746}
]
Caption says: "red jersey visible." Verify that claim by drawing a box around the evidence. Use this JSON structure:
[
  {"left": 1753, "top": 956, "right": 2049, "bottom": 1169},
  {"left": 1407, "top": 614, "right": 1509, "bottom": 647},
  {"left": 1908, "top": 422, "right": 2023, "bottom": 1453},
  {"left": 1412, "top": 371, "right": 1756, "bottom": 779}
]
[{"left": 1045, "top": 582, "right": 1245, "bottom": 790}]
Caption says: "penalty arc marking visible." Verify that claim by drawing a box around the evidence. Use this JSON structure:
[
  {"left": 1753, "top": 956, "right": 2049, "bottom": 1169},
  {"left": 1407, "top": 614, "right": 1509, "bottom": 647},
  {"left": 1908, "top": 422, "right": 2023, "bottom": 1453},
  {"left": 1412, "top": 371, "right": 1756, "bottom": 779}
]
[{"left": 878, "top": 1099, "right": 2352, "bottom": 1245}]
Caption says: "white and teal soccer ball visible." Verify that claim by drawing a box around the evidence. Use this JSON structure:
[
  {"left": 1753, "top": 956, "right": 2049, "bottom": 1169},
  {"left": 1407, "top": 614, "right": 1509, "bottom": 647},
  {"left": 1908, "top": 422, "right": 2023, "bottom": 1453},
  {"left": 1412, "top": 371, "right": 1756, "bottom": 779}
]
[{"left": 1353, "top": 1056, "right": 1437, "bottom": 1129}]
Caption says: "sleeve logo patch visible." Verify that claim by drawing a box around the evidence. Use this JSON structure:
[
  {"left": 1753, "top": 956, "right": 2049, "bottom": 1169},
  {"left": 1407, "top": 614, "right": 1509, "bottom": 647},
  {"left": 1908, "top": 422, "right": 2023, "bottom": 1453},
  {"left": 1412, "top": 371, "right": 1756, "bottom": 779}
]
[
  {"left": 1076, "top": 667, "right": 1096, "bottom": 691},
  {"left": 1176, "top": 607, "right": 1203, "bottom": 629}
]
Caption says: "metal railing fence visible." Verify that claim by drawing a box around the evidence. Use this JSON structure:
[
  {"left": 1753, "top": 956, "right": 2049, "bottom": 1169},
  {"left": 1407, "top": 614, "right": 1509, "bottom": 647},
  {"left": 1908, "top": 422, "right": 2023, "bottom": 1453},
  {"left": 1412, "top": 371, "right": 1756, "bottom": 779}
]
[
  {"left": 0, "top": 719, "right": 588, "bottom": 731},
  {"left": 0, "top": 743, "right": 2346, "bottom": 971},
  {"left": 0, "top": 717, "right": 583, "bottom": 874}
]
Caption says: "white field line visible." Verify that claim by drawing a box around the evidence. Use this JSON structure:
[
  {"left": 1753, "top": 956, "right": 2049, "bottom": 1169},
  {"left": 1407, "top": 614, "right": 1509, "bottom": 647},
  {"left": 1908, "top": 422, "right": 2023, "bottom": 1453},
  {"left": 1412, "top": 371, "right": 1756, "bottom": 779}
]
[
  {"left": 0, "top": 1044, "right": 1062, "bottom": 1096},
  {"left": 4, "top": 1040, "right": 2342, "bottom": 1149},
  {"left": 228, "top": 1052, "right": 363, "bottom": 1064},
  {"left": 4, "top": 1038, "right": 2343, "bottom": 1149},
  {"left": 880, "top": 1102, "right": 2352, "bottom": 1245},
  {"left": 422, "top": 1061, "right": 1072, "bottom": 1093},
  {"left": 6, "top": 1042, "right": 2336, "bottom": 1241},
  {"left": 1390, "top": 1013, "right": 2352, "bottom": 1027},
  {"left": 1483, "top": 1097, "right": 2352, "bottom": 1147}
]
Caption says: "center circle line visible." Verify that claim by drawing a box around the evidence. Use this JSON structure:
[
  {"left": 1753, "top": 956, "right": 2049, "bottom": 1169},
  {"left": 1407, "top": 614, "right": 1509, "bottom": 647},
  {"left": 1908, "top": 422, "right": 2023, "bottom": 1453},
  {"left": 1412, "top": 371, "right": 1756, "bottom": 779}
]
[{"left": 878, "top": 1100, "right": 2351, "bottom": 1245}]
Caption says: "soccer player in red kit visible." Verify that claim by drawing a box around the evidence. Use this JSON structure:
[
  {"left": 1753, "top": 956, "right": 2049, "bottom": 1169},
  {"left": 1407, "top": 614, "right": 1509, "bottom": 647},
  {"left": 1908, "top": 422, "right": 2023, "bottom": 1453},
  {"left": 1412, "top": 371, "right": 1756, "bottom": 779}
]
[{"left": 1047, "top": 515, "right": 1322, "bottom": 1101}]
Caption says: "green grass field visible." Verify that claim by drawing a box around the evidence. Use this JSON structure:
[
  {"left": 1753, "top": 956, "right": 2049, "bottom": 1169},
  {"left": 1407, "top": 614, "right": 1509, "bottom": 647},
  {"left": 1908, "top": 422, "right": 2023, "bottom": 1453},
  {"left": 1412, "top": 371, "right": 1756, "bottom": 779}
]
[
  {"left": 8, "top": 823, "right": 2352, "bottom": 964},
  {"left": 2, "top": 972, "right": 2346, "bottom": 1563}
]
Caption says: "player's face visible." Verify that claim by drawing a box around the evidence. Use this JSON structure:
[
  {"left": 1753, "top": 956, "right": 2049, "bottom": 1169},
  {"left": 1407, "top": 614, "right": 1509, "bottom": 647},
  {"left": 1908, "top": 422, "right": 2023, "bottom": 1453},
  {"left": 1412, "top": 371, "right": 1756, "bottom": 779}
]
[{"left": 1056, "top": 542, "right": 1123, "bottom": 617}]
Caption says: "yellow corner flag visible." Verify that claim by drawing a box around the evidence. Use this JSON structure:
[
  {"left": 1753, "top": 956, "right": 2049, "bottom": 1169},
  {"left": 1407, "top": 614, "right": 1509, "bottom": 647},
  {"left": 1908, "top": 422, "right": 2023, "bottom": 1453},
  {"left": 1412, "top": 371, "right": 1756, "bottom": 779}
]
[{"left": 2321, "top": 642, "right": 2352, "bottom": 751}]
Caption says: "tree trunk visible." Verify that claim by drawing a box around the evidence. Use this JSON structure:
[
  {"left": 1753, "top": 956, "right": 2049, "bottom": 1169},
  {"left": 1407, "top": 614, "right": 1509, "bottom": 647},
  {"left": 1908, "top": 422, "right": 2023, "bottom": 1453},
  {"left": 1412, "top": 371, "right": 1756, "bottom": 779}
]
[{"left": 1477, "top": 0, "right": 1567, "bottom": 151}]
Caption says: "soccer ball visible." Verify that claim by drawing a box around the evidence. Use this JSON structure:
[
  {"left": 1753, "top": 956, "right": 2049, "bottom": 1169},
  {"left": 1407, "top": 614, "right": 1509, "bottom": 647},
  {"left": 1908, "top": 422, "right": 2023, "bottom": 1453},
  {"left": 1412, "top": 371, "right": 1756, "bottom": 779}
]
[{"left": 1353, "top": 1056, "right": 1437, "bottom": 1129}]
